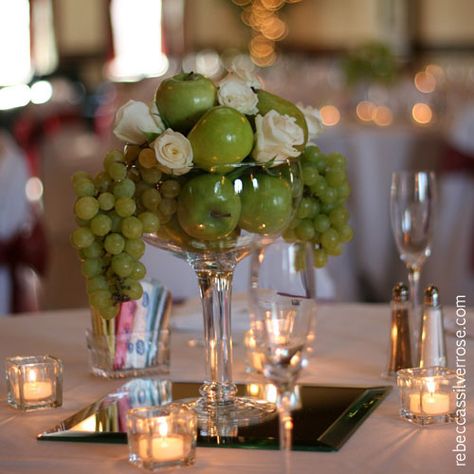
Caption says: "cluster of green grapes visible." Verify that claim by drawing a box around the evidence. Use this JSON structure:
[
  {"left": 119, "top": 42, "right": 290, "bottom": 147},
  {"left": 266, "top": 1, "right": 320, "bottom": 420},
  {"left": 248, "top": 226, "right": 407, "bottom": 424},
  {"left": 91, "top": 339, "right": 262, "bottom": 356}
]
[
  {"left": 283, "top": 145, "right": 353, "bottom": 268},
  {"left": 70, "top": 147, "right": 170, "bottom": 319}
]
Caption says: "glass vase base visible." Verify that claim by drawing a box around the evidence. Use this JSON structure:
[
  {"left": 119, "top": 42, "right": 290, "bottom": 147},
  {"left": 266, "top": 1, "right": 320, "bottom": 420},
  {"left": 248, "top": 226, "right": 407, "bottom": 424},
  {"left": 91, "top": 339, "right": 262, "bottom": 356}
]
[{"left": 178, "top": 397, "right": 277, "bottom": 433}]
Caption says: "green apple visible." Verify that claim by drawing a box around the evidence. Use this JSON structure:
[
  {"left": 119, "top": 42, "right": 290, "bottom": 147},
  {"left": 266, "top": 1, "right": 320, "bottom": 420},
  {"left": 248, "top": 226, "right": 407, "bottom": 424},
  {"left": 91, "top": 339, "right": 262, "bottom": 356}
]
[
  {"left": 238, "top": 172, "right": 293, "bottom": 235},
  {"left": 256, "top": 90, "right": 308, "bottom": 151},
  {"left": 154, "top": 72, "right": 217, "bottom": 134},
  {"left": 177, "top": 174, "right": 241, "bottom": 240},
  {"left": 188, "top": 106, "right": 254, "bottom": 173}
]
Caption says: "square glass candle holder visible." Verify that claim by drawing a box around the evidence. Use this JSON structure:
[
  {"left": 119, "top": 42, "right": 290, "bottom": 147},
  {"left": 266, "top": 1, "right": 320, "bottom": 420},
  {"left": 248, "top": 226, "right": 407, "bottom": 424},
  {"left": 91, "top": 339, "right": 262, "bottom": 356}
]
[
  {"left": 397, "top": 367, "right": 457, "bottom": 426},
  {"left": 127, "top": 404, "right": 197, "bottom": 471},
  {"left": 5, "top": 355, "right": 63, "bottom": 411}
]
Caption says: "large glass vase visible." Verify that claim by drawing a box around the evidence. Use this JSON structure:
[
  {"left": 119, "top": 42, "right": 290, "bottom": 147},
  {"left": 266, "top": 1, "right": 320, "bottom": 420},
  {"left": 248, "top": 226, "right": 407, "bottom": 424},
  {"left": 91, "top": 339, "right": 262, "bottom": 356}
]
[{"left": 144, "top": 159, "right": 302, "bottom": 430}]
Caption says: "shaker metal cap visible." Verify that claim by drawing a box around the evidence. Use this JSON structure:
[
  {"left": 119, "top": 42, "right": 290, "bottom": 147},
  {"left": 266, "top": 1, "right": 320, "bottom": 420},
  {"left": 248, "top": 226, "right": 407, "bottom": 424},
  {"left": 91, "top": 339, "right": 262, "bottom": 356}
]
[
  {"left": 424, "top": 285, "right": 440, "bottom": 306},
  {"left": 392, "top": 282, "right": 409, "bottom": 302}
]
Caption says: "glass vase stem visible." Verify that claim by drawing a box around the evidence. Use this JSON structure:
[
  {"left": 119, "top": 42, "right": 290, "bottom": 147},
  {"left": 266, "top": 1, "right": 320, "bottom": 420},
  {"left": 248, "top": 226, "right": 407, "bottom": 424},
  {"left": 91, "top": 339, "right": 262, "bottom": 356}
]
[{"left": 196, "top": 268, "right": 237, "bottom": 406}]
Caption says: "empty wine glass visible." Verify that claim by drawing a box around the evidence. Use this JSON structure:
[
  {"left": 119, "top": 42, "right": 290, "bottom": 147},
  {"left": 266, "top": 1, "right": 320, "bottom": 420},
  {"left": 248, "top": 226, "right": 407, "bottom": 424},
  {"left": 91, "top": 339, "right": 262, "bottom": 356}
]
[
  {"left": 248, "top": 242, "right": 316, "bottom": 452},
  {"left": 390, "top": 171, "right": 436, "bottom": 353}
]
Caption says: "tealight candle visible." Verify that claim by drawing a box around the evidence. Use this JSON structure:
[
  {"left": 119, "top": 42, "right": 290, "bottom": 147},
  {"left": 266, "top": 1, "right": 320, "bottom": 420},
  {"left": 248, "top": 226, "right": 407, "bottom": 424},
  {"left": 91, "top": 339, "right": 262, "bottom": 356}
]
[
  {"left": 397, "top": 367, "right": 456, "bottom": 426},
  {"left": 127, "top": 404, "right": 197, "bottom": 470},
  {"left": 5, "top": 355, "right": 63, "bottom": 411}
]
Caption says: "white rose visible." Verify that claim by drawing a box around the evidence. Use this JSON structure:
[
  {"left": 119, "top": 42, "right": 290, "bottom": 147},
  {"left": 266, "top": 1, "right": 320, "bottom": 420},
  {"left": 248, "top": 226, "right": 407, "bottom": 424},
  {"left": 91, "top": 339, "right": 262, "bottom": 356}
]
[
  {"left": 297, "top": 103, "right": 323, "bottom": 139},
  {"left": 152, "top": 129, "right": 193, "bottom": 176},
  {"left": 217, "top": 78, "right": 259, "bottom": 115},
  {"left": 113, "top": 100, "right": 164, "bottom": 144},
  {"left": 252, "top": 110, "right": 304, "bottom": 166},
  {"left": 229, "top": 63, "right": 262, "bottom": 89}
]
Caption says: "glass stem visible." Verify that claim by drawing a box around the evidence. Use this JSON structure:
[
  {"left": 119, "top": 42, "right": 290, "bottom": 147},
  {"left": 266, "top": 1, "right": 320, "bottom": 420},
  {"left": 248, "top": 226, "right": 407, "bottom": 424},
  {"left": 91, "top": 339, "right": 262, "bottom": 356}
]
[
  {"left": 408, "top": 265, "right": 421, "bottom": 357},
  {"left": 278, "top": 390, "right": 293, "bottom": 452},
  {"left": 195, "top": 267, "right": 237, "bottom": 406}
]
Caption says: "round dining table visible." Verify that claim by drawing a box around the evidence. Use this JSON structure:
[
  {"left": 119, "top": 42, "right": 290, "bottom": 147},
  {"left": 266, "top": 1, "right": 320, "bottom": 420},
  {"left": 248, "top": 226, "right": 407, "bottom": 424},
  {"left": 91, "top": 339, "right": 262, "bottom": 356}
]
[{"left": 0, "top": 299, "right": 472, "bottom": 473}]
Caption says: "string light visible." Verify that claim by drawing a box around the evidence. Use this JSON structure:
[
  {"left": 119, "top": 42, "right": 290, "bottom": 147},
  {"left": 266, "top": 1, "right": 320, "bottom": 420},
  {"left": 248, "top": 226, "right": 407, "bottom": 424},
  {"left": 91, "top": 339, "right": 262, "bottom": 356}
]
[{"left": 236, "top": 0, "right": 296, "bottom": 66}]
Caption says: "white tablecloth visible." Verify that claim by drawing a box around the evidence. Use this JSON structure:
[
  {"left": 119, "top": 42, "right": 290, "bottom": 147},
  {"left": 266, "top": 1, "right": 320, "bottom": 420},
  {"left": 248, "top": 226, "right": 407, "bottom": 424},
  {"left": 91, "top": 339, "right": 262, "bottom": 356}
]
[{"left": 0, "top": 302, "right": 472, "bottom": 473}]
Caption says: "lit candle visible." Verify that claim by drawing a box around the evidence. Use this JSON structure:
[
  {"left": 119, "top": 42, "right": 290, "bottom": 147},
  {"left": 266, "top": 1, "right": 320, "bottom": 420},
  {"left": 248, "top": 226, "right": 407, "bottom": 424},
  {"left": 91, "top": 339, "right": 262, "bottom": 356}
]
[
  {"left": 409, "top": 379, "right": 450, "bottom": 416},
  {"left": 15, "top": 370, "right": 53, "bottom": 401},
  {"left": 138, "top": 418, "right": 186, "bottom": 463}
]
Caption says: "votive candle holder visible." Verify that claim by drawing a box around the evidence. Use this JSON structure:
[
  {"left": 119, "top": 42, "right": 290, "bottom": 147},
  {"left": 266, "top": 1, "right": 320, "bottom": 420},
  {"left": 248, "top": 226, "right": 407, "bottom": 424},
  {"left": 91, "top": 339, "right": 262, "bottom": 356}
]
[{"left": 5, "top": 355, "right": 63, "bottom": 411}]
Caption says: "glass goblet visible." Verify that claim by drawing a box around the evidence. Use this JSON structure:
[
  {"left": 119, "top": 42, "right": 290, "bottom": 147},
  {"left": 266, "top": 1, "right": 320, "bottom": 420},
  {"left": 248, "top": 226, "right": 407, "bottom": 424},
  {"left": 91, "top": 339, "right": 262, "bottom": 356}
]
[
  {"left": 249, "top": 284, "right": 315, "bottom": 452},
  {"left": 390, "top": 171, "right": 436, "bottom": 354}
]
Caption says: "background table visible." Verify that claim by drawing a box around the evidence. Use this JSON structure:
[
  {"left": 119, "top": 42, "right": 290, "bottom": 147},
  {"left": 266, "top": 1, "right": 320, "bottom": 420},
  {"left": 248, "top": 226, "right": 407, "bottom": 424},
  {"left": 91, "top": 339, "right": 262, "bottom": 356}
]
[{"left": 0, "top": 301, "right": 472, "bottom": 473}]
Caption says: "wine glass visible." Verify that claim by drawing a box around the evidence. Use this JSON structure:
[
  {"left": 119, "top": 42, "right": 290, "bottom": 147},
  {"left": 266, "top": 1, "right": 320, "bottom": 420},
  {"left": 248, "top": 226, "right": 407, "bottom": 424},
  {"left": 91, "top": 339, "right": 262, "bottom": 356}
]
[
  {"left": 248, "top": 240, "right": 316, "bottom": 451},
  {"left": 247, "top": 239, "right": 316, "bottom": 373},
  {"left": 390, "top": 171, "right": 436, "bottom": 353}
]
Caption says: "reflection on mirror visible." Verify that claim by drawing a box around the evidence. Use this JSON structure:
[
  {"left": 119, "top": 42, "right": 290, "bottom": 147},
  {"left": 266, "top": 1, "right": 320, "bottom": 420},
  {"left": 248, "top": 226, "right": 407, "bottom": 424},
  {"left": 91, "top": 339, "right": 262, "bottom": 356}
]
[{"left": 38, "top": 379, "right": 391, "bottom": 451}]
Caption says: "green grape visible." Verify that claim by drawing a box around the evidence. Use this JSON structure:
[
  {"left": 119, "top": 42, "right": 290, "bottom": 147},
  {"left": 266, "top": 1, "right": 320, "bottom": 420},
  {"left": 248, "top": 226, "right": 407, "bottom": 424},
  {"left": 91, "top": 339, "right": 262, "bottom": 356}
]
[
  {"left": 310, "top": 176, "right": 327, "bottom": 197},
  {"left": 109, "top": 211, "right": 122, "bottom": 232},
  {"left": 301, "top": 145, "right": 322, "bottom": 165},
  {"left": 326, "top": 243, "right": 342, "bottom": 256},
  {"left": 321, "top": 228, "right": 340, "bottom": 251},
  {"left": 159, "top": 198, "right": 177, "bottom": 216},
  {"left": 121, "top": 216, "right": 143, "bottom": 239},
  {"left": 313, "top": 214, "right": 331, "bottom": 233},
  {"left": 98, "top": 192, "right": 115, "bottom": 211},
  {"left": 115, "top": 197, "right": 136, "bottom": 217},
  {"left": 326, "top": 168, "right": 346, "bottom": 187},
  {"left": 326, "top": 152, "right": 346, "bottom": 168},
  {"left": 160, "top": 180, "right": 181, "bottom": 198},
  {"left": 94, "top": 171, "right": 113, "bottom": 193},
  {"left": 104, "top": 150, "right": 125, "bottom": 169},
  {"left": 337, "top": 182, "right": 351, "bottom": 199},
  {"left": 87, "top": 276, "right": 109, "bottom": 292},
  {"left": 123, "top": 278, "right": 143, "bottom": 299},
  {"left": 138, "top": 212, "right": 160, "bottom": 233},
  {"left": 73, "top": 178, "right": 95, "bottom": 197},
  {"left": 301, "top": 165, "right": 319, "bottom": 186},
  {"left": 125, "top": 239, "right": 146, "bottom": 259},
  {"left": 99, "top": 304, "right": 120, "bottom": 320},
  {"left": 89, "top": 289, "right": 113, "bottom": 309},
  {"left": 314, "top": 155, "right": 327, "bottom": 173},
  {"left": 140, "top": 166, "right": 162, "bottom": 185},
  {"left": 74, "top": 196, "right": 99, "bottom": 220},
  {"left": 141, "top": 188, "right": 161, "bottom": 211},
  {"left": 295, "top": 219, "right": 315, "bottom": 241},
  {"left": 129, "top": 261, "right": 146, "bottom": 280},
  {"left": 338, "top": 224, "right": 353, "bottom": 243},
  {"left": 320, "top": 202, "right": 337, "bottom": 214},
  {"left": 329, "top": 207, "right": 349, "bottom": 227},
  {"left": 313, "top": 248, "right": 328, "bottom": 268},
  {"left": 320, "top": 187, "right": 338, "bottom": 204},
  {"left": 90, "top": 214, "right": 112, "bottom": 237},
  {"left": 111, "top": 253, "right": 134, "bottom": 278},
  {"left": 311, "top": 231, "right": 321, "bottom": 244},
  {"left": 72, "top": 171, "right": 90, "bottom": 183},
  {"left": 156, "top": 210, "right": 171, "bottom": 225},
  {"left": 104, "top": 233, "right": 125, "bottom": 255},
  {"left": 71, "top": 227, "right": 95, "bottom": 249},
  {"left": 81, "top": 258, "right": 104, "bottom": 278},
  {"left": 108, "top": 162, "right": 127, "bottom": 182},
  {"left": 297, "top": 197, "right": 318, "bottom": 219},
  {"left": 81, "top": 240, "right": 104, "bottom": 259},
  {"left": 138, "top": 148, "right": 157, "bottom": 168},
  {"left": 113, "top": 178, "right": 135, "bottom": 198}
]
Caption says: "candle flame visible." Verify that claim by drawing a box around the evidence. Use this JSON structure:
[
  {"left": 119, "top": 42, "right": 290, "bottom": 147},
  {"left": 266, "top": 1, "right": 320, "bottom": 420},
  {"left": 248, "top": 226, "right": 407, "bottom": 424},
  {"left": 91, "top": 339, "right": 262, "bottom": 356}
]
[
  {"left": 27, "top": 369, "right": 37, "bottom": 383},
  {"left": 426, "top": 378, "right": 436, "bottom": 394},
  {"left": 157, "top": 418, "right": 169, "bottom": 437}
]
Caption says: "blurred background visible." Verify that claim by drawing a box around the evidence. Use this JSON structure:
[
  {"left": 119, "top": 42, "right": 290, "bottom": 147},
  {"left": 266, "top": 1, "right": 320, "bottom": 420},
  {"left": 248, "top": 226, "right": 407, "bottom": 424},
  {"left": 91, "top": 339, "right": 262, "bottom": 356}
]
[{"left": 0, "top": 0, "right": 472, "bottom": 315}]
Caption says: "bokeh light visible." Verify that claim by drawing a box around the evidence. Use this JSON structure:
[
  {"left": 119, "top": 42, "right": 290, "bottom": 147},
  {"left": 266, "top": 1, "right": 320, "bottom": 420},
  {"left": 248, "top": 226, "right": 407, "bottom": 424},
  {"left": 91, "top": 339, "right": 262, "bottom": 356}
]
[
  {"left": 356, "top": 101, "right": 375, "bottom": 122},
  {"left": 414, "top": 71, "right": 436, "bottom": 93},
  {"left": 412, "top": 103, "right": 433, "bottom": 125},
  {"left": 320, "top": 105, "right": 341, "bottom": 126}
]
